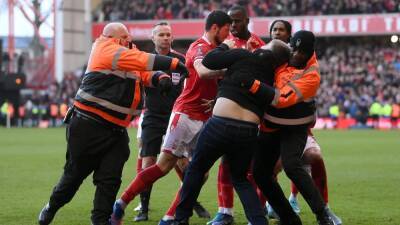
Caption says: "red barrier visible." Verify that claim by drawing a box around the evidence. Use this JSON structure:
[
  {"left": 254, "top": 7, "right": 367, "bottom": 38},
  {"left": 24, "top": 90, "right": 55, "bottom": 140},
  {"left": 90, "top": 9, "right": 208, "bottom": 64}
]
[
  {"left": 92, "top": 13, "right": 400, "bottom": 40},
  {"left": 315, "top": 117, "right": 400, "bottom": 129}
]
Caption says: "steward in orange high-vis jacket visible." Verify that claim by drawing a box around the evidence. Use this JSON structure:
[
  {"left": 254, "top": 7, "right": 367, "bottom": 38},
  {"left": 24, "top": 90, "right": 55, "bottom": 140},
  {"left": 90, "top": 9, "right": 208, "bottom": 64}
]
[
  {"left": 75, "top": 25, "right": 187, "bottom": 128},
  {"left": 262, "top": 50, "right": 319, "bottom": 128},
  {"left": 38, "top": 22, "right": 188, "bottom": 225},
  {"left": 235, "top": 31, "right": 335, "bottom": 225}
]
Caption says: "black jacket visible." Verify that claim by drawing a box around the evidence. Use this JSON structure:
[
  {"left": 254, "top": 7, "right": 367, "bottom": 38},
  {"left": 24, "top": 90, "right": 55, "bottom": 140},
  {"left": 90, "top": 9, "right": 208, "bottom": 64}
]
[{"left": 202, "top": 43, "right": 275, "bottom": 118}]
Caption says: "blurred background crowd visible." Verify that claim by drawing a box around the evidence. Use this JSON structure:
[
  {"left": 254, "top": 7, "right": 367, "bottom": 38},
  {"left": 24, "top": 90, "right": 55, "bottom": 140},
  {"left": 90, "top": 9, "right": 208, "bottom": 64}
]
[
  {"left": 93, "top": 0, "right": 400, "bottom": 21},
  {"left": 1, "top": 0, "right": 399, "bottom": 128}
]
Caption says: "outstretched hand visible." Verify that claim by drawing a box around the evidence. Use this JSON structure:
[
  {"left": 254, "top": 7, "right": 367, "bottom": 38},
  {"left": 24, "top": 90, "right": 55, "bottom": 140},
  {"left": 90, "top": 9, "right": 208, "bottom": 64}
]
[{"left": 201, "top": 98, "right": 215, "bottom": 113}]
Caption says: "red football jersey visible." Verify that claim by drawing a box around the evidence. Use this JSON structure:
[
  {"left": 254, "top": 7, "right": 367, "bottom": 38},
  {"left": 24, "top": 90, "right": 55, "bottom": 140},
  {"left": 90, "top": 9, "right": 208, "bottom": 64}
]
[
  {"left": 227, "top": 32, "right": 265, "bottom": 51},
  {"left": 173, "top": 35, "right": 218, "bottom": 121}
]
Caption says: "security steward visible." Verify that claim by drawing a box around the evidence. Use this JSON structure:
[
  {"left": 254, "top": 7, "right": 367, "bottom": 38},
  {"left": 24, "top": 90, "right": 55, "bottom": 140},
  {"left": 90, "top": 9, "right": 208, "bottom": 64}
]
[
  {"left": 236, "top": 30, "right": 334, "bottom": 225},
  {"left": 38, "top": 22, "right": 188, "bottom": 225}
]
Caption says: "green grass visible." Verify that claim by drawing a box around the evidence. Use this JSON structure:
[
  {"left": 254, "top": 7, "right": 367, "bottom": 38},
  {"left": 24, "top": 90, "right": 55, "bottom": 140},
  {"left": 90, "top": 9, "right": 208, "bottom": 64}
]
[{"left": 0, "top": 128, "right": 399, "bottom": 225}]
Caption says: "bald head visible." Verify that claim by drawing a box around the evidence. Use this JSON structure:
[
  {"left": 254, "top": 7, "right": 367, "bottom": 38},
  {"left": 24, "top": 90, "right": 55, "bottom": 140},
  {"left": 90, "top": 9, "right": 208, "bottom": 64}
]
[
  {"left": 102, "top": 22, "right": 130, "bottom": 38},
  {"left": 102, "top": 22, "right": 132, "bottom": 47},
  {"left": 261, "top": 39, "right": 291, "bottom": 67}
]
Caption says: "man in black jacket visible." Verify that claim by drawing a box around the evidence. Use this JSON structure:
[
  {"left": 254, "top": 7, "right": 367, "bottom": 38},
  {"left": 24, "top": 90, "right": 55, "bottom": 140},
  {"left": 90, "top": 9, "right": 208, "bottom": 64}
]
[{"left": 171, "top": 39, "right": 292, "bottom": 225}]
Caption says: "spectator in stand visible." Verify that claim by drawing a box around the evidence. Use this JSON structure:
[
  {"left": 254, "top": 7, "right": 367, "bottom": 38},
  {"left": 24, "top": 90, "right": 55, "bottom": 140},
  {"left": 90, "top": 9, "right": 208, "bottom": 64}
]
[{"left": 93, "top": 0, "right": 400, "bottom": 22}]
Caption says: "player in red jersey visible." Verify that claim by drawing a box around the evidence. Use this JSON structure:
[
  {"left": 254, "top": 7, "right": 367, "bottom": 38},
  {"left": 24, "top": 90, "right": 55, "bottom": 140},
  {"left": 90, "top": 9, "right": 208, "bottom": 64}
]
[
  {"left": 207, "top": 5, "right": 266, "bottom": 225},
  {"left": 226, "top": 5, "right": 265, "bottom": 51},
  {"left": 110, "top": 10, "right": 232, "bottom": 225}
]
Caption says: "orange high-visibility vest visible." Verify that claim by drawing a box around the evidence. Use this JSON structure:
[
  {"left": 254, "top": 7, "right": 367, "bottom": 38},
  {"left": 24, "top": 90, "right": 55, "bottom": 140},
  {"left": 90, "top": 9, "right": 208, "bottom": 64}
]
[
  {"left": 19, "top": 106, "right": 25, "bottom": 117},
  {"left": 7, "top": 104, "right": 15, "bottom": 118},
  {"left": 392, "top": 104, "right": 400, "bottom": 118},
  {"left": 60, "top": 103, "right": 68, "bottom": 117},
  {"left": 50, "top": 104, "right": 59, "bottom": 117},
  {"left": 263, "top": 53, "right": 320, "bottom": 128},
  {"left": 74, "top": 36, "right": 179, "bottom": 127}
]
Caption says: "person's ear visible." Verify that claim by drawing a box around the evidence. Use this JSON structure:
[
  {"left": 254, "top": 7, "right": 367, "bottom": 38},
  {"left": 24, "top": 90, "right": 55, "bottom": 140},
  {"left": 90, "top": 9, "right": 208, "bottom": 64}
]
[{"left": 211, "top": 24, "right": 218, "bottom": 33}]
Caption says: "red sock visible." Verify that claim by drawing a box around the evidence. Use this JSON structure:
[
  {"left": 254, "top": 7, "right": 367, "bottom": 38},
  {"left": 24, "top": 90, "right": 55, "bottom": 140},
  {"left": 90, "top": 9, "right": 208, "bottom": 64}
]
[
  {"left": 174, "top": 165, "right": 184, "bottom": 181},
  {"left": 257, "top": 188, "right": 267, "bottom": 206},
  {"left": 291, "top": 182, "right": 299, "bottom": 197},
  {"left": 121, "top": 164, "right": 164, "bottom": 204},
  {"left": 136, "top": 157, "right": 143, "bottom": 174},
  {"left": 218, "top": 161, "right": 234, "bottom": 208},
  {"left": 247, "top": 170, "right": 266, "bottom": 206},
  {"left": 165, "top": 187, "right": 182, "bottom": 217},
  {"left": 311, "top": 159, "right": 329, "bottom": 203}
]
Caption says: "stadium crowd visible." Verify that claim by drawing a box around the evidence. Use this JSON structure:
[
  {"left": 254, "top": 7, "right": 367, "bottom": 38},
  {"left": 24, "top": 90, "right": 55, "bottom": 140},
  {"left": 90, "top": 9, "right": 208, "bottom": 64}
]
[
  {"left": 3, "top": 38, "right": 400, "bottom": 126},
  {"left": 2, "top": 38, "right": 399, "bottom": 128},
  {"left": 317, "top": 38, "right": 400, "bottom": 122},
  {"left": 93, "top": 0, "right": 400, "bottom": 21},
  {"left": 0, "top": 71, "right": 81, "bottom": 127}
]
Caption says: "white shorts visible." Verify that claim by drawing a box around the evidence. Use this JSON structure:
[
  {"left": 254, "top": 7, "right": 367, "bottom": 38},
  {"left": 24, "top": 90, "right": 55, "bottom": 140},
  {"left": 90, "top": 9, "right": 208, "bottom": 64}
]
[
  {"left": 304, "top": 135, "right": 321, "bottom": 152},
  {"left": 136, "top": 112, "right": 144, "bottom": 139},
  {"left": 161, "top": 112, "right": 204, "bottom": 158}
]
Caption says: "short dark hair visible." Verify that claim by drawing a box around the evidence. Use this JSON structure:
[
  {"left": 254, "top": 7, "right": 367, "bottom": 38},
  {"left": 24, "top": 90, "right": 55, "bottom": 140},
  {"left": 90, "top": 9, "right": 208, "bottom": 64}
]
[
  {"left": 269, "top": 20, "right": 292, "bottom": 37},
  {"left": 153, "top": 21, "right": 169, "bottom": 27},
  {"left": 205, "top": 10, "right": 232, "bottom": 31},
  {"left": 228, "top": 5, "right": 248, "bottom": 17},
  {"left": 152, "top": 21, "right": 171, "bottom": 36}
]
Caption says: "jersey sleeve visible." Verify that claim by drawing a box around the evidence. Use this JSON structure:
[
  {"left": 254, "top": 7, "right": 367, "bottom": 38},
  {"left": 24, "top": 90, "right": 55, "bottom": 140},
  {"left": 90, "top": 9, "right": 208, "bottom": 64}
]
[
  {"left": 192, "top": 44, "right": 210, "bottom": 62},
  {"left": 202, "top": 44, "right": 253, "bottom": 70}
]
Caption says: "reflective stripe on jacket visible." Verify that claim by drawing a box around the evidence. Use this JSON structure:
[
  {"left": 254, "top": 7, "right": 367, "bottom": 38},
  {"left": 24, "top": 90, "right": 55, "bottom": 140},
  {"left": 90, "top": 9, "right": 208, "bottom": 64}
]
[
  {"left": 75, "top": 37, "right": 164, "bottom": 127},
  {"left": 264, "top": 52, "right": 320, "bottom": 127}
]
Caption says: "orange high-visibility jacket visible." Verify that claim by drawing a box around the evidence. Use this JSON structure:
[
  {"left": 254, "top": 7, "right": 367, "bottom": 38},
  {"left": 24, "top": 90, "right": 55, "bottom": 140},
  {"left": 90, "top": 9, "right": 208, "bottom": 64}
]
[
  {"left": 264, "top": 52, "right": 320, "bottom": 127},
  {"left": 74, "top": 36, "right": 179, "bottom": 127}
]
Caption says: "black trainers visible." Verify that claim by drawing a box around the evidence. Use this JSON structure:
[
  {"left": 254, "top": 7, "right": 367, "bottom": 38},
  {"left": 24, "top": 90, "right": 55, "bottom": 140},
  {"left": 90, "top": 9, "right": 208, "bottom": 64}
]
[
  {"left": 326, "top": 207, "right": 342, "bottom": 225},
  {"left": 170, "top": 218, "right": 189, "bottom": 225},
  {"left": 193, "top": 202, "right": 211, "bottom": 218},
  {"left": 133, "top": 210, "right": 148, "bottom": 222},
  {"left": 207, "top": 213, "right": 234, "bottom": 225},
  {"left": 317, "top": 211, "right": 334, "bottom": 225},
  {"left": 38, "top": 203, "right": 56, "bottom": 225},
  {"left": 278, "top": 214, "right": 302, "bottom": 225}
]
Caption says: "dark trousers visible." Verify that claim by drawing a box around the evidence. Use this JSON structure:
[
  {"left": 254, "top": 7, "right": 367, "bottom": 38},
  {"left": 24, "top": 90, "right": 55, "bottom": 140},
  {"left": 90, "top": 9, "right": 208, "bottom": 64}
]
[
  {"left": 253, "top": 127, "right": 326, "bottom": 222},
  {"left": 175, "top": 116, "right": 267, "bottom": 225},
  {"left": 47, "top": 114, "right": 130, "bottom": 225}
]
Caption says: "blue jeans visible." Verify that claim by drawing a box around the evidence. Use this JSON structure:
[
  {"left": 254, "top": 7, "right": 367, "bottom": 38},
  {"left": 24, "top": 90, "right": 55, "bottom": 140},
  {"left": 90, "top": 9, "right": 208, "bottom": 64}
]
[{"left": 175, "top": 116, "right": 267, "bottom": 225}]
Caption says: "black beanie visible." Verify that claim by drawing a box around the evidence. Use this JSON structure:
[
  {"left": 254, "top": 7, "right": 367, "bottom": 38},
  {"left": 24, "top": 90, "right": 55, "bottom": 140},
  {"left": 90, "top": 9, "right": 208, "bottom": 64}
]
[{"left": 290, "top": 30, "right": 315, "bottom": 54}]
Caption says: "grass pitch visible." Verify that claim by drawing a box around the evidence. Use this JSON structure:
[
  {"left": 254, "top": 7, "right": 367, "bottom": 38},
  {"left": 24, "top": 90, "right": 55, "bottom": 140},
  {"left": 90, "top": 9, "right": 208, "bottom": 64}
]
[{"left": 0, "top": 128, "right": 399, "bottom": 225}]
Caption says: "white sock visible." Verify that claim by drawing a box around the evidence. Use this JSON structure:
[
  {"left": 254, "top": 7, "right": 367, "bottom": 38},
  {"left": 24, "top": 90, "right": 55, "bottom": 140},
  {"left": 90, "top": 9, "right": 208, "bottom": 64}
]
[
  {"left": 162, "top": 215, "right": 175, "bottom": 221},
  {"left": 289, "top": 193, "right": 297, "bottom": 200},
  {"left": 218, "top": 207, "right": 234, "bottom": 216},
  {"left": 116, "top": 199, "right": 127, "bottom": 209}
]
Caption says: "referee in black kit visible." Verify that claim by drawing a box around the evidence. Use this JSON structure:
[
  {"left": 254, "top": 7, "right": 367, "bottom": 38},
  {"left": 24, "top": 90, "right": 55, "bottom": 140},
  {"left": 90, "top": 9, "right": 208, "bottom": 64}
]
[{"left": 134, "top": 21, "right": 209, "bottom": 222}]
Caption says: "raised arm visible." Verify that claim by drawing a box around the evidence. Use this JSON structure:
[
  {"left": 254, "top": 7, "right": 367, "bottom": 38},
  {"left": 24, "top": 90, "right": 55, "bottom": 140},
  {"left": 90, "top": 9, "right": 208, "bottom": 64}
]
[{"left": 202, "top": 43, "right": 253, "bottom": 70}]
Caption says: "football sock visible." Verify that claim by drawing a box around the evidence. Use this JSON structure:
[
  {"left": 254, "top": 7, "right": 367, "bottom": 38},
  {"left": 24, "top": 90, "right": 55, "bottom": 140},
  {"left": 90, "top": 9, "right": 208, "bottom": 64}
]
[
  {"left": 165, "top": 187, "right": 182, "bottom": 217},
  {"left": 291, "top": 182, "right": 299, "bottom": 197},
  {"left": 139, "top": 185, "right": 152, "bottom": 212},
  {"left": 218, "top": 161, "right": 234, "bottom": 209},
  {"left": 121, "top": 164, "right": 164, "bottom": 204},
  {"left": 311, "top": 159, "right": 329, "bottom": 203},
  {"left": 136, "top": 157, "right": 143, "bottom": 174}
]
